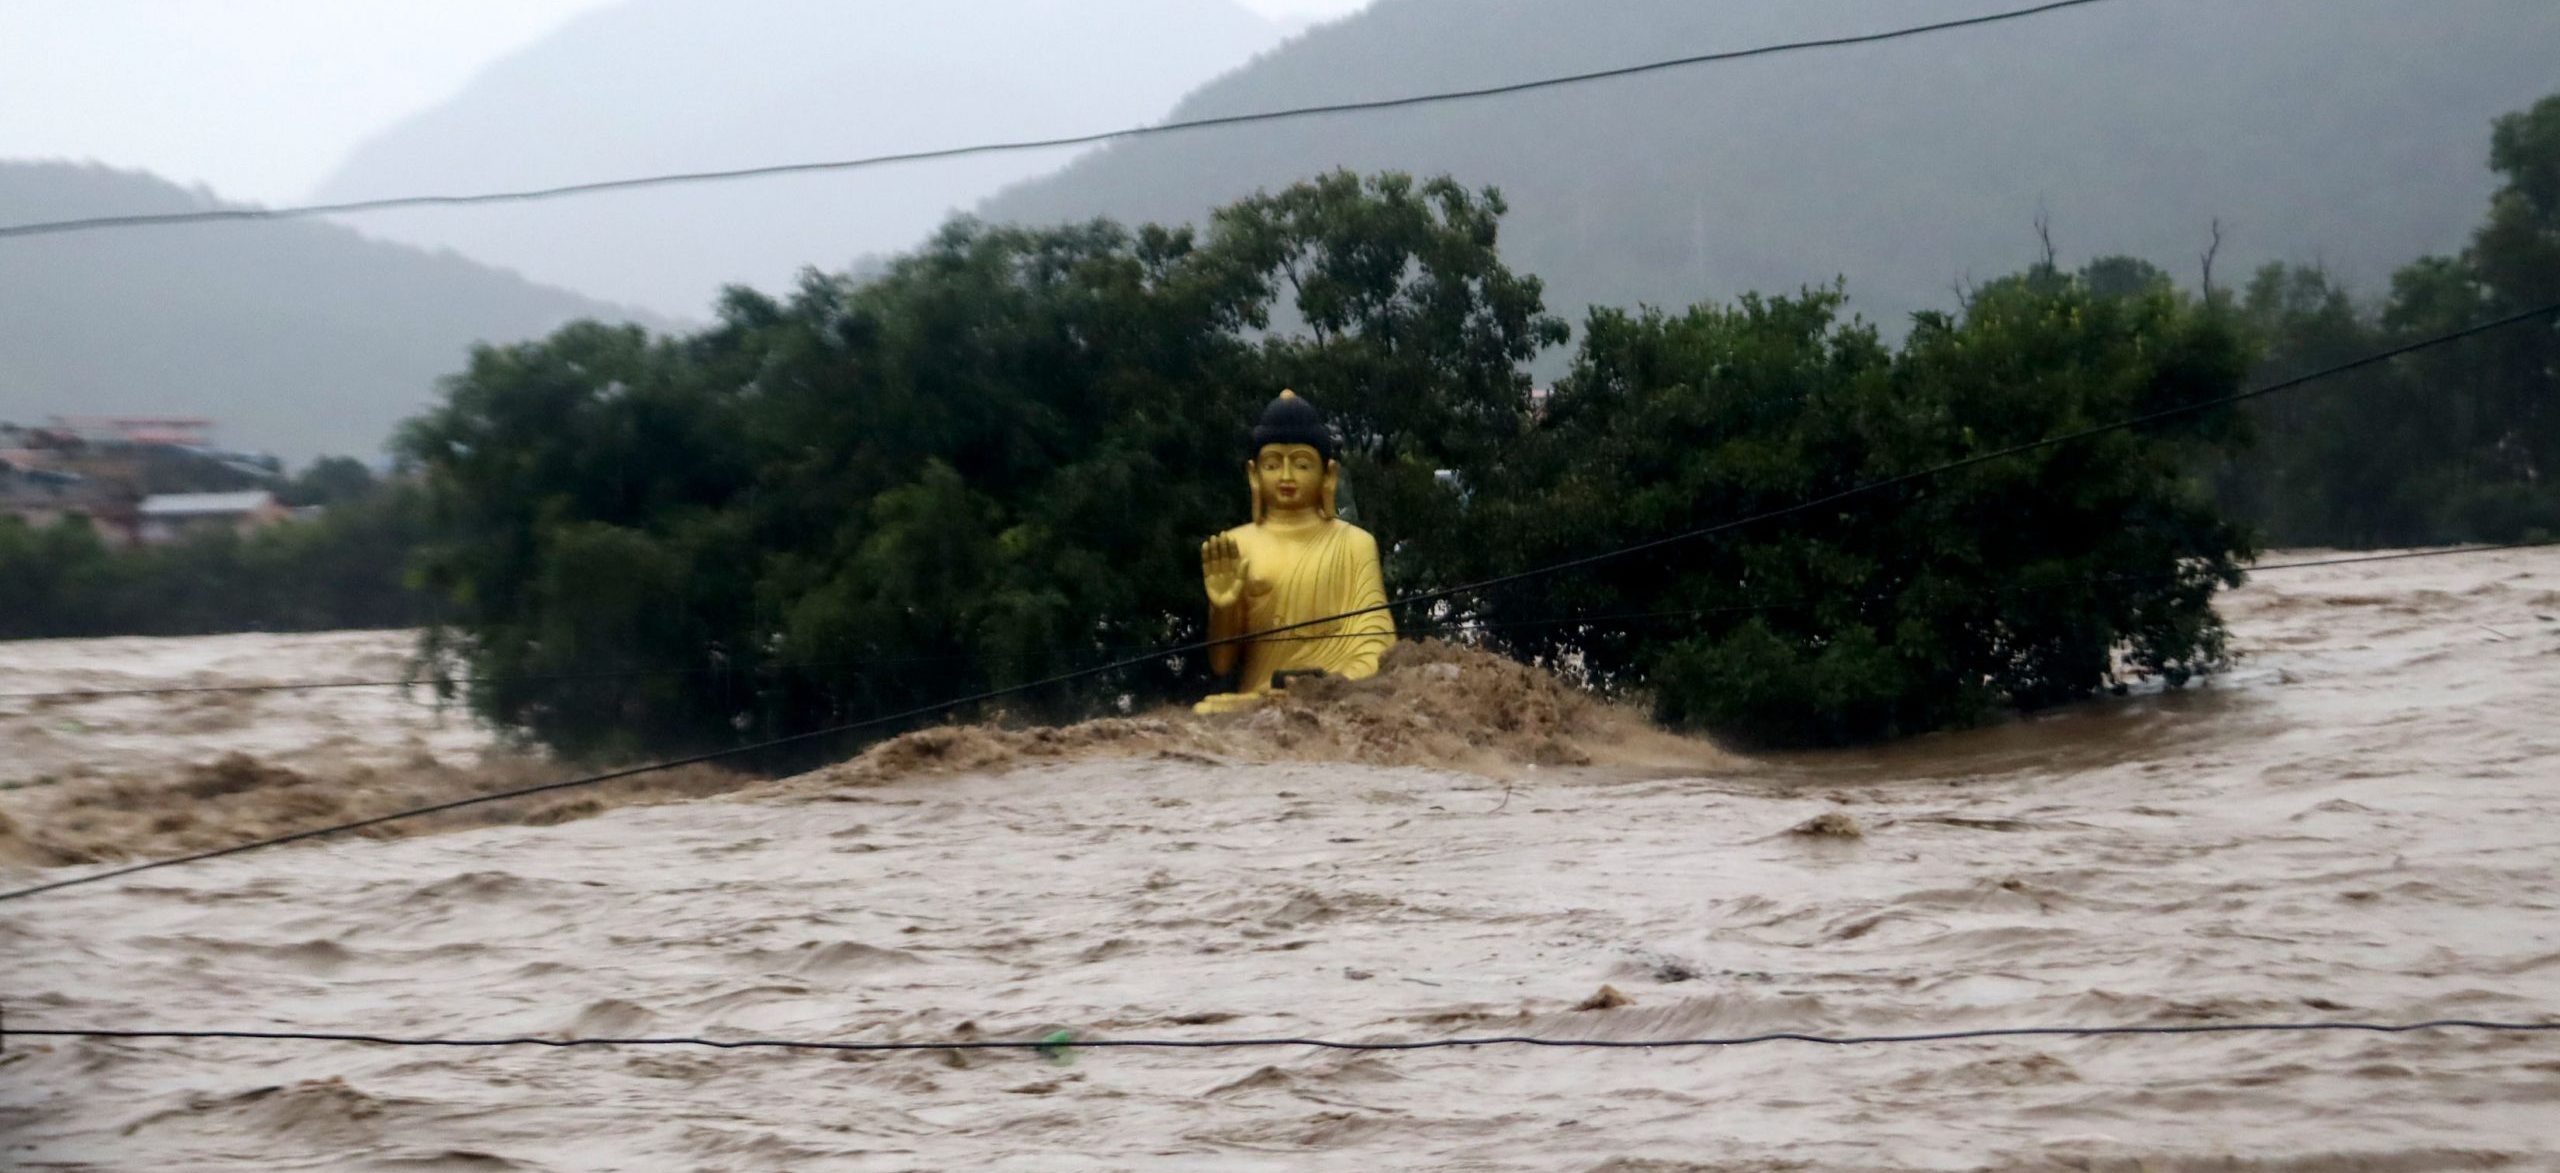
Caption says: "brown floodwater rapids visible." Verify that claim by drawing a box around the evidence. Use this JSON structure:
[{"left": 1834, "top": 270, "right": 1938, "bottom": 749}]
[{"left": 3, "top": 547, "right": 2557, "bottom": 1171}]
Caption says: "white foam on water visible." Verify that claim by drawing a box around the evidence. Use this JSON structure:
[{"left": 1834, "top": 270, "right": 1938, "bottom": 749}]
[{"left": 4, "top": 548, "right": 2557, "bottom": 1170}]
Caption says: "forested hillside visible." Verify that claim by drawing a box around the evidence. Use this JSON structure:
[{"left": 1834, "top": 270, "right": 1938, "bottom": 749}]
[
  {"left": 981, "top": 0, "right": 2560, "bottom": 331},
  {"left": 0, "top": 163, "right": 642, "bottom": 460},
  {"left": 310, "top": 0, "right": 1288, "bottom": 315}
]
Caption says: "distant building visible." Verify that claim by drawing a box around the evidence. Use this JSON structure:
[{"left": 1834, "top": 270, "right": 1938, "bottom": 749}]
[
  {"left": 0, "top": 451, "right": 130, "bottom": 536},
  {"left": 2, "top": 417, "right": 298, "bottom": 544},
  {"left": 135, "top": 490, "right": 291, "bottom": 545}
]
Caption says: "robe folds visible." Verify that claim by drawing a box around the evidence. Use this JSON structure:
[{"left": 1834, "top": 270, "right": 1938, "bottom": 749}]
[{"left": 1226, "top": 518, "right": 1396, "bottom": 693}]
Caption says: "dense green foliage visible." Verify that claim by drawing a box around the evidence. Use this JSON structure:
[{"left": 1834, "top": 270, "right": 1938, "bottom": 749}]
[
  {"left": 401, "top": 171, "right": 2258, "bottom": 757},
  {"left": 279, "top": 457, "right": 385, "bottom": 508},
  {"left": 400, "top": 174, "right": 1558, "bottom": 760},
  {"left": 1453, "top": 275, "right": 2252, "bottom": 746},
  {"left": 0, "top": 485, "right": 429, "bottom": 640},
  {"left": 2216, "top": 94, "right": 2560, "bottom": 546}
]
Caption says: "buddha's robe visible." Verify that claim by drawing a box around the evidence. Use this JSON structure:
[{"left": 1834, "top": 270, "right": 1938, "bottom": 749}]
[{"left": 1217, "top": 517, "right": 1395, "bottom": 694}]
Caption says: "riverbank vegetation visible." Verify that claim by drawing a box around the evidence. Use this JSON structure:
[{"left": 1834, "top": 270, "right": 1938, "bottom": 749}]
[{"left": 0, "top": 475, "right": 427, "bottom": 640}]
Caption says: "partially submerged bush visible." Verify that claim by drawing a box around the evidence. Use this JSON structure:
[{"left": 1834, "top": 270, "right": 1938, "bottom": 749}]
[{"left": 1454, "top": 275, "right": 2252, "bottom": 746}]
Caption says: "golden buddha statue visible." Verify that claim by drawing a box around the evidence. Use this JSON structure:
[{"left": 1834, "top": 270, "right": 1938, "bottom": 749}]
[{"left": 1194, "top": 390, "right": 1396, "bottom": 715}]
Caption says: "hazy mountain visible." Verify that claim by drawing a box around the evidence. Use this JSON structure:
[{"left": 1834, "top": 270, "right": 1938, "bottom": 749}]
[
  {"left": 981, "top": 0, "right": 2560, "bottom": 335},
  {"left": 0, "top": 162, "right": 646, "bottom": 462},
  {"left": 311, "top": 0, "right": 1288, "bottom": 317}
]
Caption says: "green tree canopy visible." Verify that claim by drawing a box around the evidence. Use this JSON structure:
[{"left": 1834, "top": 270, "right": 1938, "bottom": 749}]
[
  {"left": 398, "top": 171, "right": 2268, "bottom": 758},
  {"left": 401, "top": 173, "right": 1565, "bottom": 760},
  {"left": 1448, "top": 271, "right": 2252, "bottom": 746}
]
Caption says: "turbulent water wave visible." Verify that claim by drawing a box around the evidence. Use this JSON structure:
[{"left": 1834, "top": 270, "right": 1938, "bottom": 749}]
[
  {"left": 2, "top": 548, "right": 2557, "bottom": 1169},
  {"left": 0, "top": 633, "right": 1702, "bottom": 868}
]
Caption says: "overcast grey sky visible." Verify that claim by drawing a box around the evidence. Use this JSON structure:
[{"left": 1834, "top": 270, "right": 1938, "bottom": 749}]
[{"left": 1, "top": 0, "right": 1373, "bottom": 204}]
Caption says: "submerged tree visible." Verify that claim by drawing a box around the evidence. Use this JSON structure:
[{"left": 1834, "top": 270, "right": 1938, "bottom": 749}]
[
  {"left": 1446, "top": 271, "right": 2253, "bottom": 746},
  {"left": 406, "top": 171, "right": 2265, "bottom": 758}
]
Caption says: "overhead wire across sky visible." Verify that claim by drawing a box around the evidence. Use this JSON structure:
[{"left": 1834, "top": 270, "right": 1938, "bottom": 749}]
[{"left": 0, "top": 0, "right": 2119, "bottom": 242}]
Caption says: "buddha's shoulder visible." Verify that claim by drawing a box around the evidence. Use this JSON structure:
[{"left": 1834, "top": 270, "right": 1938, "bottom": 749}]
[{"left": 1222, "top": 520, "right": 1378, "bottom": 554}]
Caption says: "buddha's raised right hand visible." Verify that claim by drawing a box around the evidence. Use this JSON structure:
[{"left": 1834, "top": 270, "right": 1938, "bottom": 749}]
[{"left": 1201, "top": 533, "right": 1249, "bottom": 610}]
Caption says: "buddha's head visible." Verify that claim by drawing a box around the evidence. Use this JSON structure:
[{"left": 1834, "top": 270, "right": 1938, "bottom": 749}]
[{"left": 1247, "top": 389, "right": 1339, "bottom": 523}]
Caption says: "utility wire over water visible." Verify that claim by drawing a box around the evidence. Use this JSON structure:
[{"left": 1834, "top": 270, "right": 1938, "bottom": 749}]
[
  {"left": 3, "top": 301, "right": 2555, "bottom": 906},
  {"left": 9, "top": 541, "right": 2554, "bottom": 1166},
  {"left": 10, "top": 1018, "right": 2556, "bottom": 1057},
  {"left": 0, "top": 0, "right": 2116, "bottom": 242}
]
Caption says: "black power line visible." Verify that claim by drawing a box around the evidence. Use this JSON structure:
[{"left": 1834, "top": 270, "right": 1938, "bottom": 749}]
[
  {"left": 9, "top": 1018, "right": 2554, "bottom": 1055},
  {"left": 5, "top": 541, "right": 2546, "bottom": 705},
  {"left": 1390, "top": 302, "right": 2560, "bottom": 614},
  {"left": 0, "top": 0, "right": 2115, "bottom": 242},
  {"left": 3, "top": 299, "right": 2553, "bottom": 906}
]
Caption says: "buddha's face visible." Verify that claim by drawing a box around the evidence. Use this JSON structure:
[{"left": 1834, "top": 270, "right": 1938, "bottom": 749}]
[{"left": 1253, "top": 443, "right": 1326, "bottom": 514}]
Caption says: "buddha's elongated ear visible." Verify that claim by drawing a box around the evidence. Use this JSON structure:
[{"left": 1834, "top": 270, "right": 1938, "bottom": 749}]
[
  {"left": 1321, "top": 459, "right": 1341, "bottom": 520},
  {"left": 1246, "top": 458, "right": 1265, "bottom": 526}
]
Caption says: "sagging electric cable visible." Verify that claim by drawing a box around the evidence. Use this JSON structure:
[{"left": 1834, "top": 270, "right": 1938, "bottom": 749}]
[
  {"left": 0, "top": 0, "right": 2115, "bottom": 243},
  {"left": 2, "top": 299, "right": 2553, "bottom": 906},
  {"left": 8, "top": 1017, "right": 2554, "bottom": 1056}
]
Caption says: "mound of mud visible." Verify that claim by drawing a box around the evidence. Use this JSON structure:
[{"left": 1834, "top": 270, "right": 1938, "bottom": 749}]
[
  {"left": 0, "top": 749, "right": 747, "bottom": 867},
  {"left": 802, "top": 640, "right": 1721, "bottom": 790},
  {"left": 0, "top": 642, "right": 1710, "bottom": 870},
  {"left": 0, "top": 808, "right": 46, "bottom": 868}
]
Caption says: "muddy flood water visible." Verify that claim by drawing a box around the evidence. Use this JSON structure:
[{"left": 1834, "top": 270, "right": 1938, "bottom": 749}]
[{"left": 3, "top": 546, "right": 2557, "bottom": 1171}]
